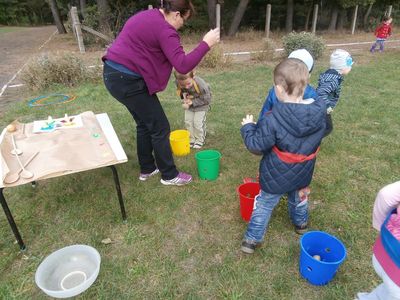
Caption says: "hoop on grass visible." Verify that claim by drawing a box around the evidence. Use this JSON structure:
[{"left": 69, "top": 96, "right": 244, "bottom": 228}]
[{"left": 28, "top": 94, "right": 77, "bottom": 107}]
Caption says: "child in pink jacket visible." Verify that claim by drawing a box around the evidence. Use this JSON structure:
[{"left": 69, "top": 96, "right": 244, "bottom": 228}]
[
  {"left": 370, "top": 16, "right": 393, "bottom": 53},
  {"left": 357, "top": 181, "right": 400, "bottom": 300}
]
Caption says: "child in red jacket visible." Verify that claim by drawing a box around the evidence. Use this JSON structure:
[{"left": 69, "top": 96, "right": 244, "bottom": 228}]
[{"left": 370, "top": 16, "right": 393, "bottom": 53}]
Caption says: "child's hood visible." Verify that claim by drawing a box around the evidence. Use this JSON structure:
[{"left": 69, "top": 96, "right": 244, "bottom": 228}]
[{"left": 273, "top": 99, "right": 326, "bottom": 137}]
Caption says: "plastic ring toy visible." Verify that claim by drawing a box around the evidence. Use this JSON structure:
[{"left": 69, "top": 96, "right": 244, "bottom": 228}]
[{"left": 28, "top": 94, "right": 77, "bottom": 107}]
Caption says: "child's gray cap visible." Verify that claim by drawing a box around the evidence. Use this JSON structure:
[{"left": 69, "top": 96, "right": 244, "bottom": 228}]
[
  {"left": 330, "top": 49, "right": 354, "bottom": 71},
  {"left": 288, "top": 49, "right": 314, "bottom": 72}
]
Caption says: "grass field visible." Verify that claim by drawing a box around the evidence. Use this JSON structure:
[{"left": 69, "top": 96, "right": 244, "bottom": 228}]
[{"left": 0, "top": 50, "right": 399, "bottom": 299}]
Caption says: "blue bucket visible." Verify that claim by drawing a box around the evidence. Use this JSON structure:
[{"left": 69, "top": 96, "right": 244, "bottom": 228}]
[{"left": 299, "top": 231, "right": 347, "bottom": 285}]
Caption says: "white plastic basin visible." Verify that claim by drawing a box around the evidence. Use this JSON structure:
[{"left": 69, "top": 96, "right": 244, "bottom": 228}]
[{"left": 35, "top": 245, "right": 101, "bottom": 298}]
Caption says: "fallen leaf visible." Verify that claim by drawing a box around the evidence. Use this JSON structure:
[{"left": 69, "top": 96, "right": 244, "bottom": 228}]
[{"left": 101, "top": 238, "right": 113, "bottom": 244}]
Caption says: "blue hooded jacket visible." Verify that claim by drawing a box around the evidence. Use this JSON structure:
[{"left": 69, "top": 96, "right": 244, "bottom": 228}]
[
  {"left": 241, "top": 99, "right": 326, "bottom": 194},
  {"left": 258, "top": 85, "right": 318, "bottom": 120}
]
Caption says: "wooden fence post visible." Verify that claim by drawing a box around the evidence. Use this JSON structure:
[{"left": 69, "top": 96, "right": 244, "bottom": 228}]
[
  {"left": 388, "top": 5, "right": 393, "bottom": 17},
  {"left": 265, "top": 4, "right": 271, "bottom": 39},
  {"left": 70, "top": 6, "right": 85, "bottom": 53},
  {"left": 216, "top": 3, "right": 221, "bottom": 29},
  {"left": 311, "top": 4, "right": 318, "bottom": 34},
  {"left": 351, "top": 5, "right": 358, "bottom": 35}
]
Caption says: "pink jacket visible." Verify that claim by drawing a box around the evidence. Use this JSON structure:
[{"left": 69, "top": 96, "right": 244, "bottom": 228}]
[
  {"left": 373, "top": 181, "right": 400, "bottom": 231},
  {"left": 375, "top": 22, "right": 392, "bottom": 39}
]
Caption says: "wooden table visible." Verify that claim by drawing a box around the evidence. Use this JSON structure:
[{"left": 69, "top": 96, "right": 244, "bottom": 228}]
[{"left": 0, "top": 113, "right": 128, "bottom": 250}]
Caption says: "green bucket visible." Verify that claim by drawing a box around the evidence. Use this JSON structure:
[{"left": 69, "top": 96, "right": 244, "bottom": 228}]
[{"left": 195, "top": 150, "right": 222, "bottom": 181}]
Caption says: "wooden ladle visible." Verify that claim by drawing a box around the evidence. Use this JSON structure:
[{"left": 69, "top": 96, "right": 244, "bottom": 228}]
[{"left": 4, "top": 152, "right": 38, "bottom": 184}]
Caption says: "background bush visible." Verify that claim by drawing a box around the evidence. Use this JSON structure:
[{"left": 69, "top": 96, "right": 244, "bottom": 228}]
[
  {"left": 251, "top": 38, "right": 279, "bottom": 62},
  {"left": 21, "top": 53, "right": 101, "bottom": 91},
  {"left": 199, "top": 44, "right": 232, "bottom": 69},
  {"left": 282, "top": 31, "right": 326, "bottom": 60}
]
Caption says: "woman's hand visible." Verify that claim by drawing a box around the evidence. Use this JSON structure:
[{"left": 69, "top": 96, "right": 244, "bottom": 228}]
[{"left": 203, "top": 28, "right": 220, "bottom": 48}]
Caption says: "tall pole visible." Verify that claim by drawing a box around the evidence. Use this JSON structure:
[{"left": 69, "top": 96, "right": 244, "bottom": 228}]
[
  {"left": 311, "top": 4, "right": 318, "bottom": 34},
  {"left": 388, "top": 5, "right": 392, "bottom": 17},
  {"left": 216, "top": 3, "right": 221, "bottom": 29},
  {"left": 71, "top": 6, "right": 85, "bottom": 53},
  {"left": 351, "top": 5, "right": 358, "bottom": 35},
  {"left": 265, "top": 4, "right": 271, "bottom": 39}
]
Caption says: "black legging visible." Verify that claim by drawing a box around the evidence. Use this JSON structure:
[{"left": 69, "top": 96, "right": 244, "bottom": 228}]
[{"left": 103, "top": 63, "right": 178, "bottom": 180}]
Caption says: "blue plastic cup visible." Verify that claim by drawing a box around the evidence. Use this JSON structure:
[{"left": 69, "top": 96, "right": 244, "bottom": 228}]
[{"left": 299, "top": 231, "right": 347, "bottom": 285}]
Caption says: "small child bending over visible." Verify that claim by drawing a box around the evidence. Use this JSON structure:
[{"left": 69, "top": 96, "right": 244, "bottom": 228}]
[
  {"left": 240, "top": 58, "right": 326, "bottom": 254},
  {"left": 174, "top": 70, "right": 211, "bottom": 149},
  {"left": 357, "top": 181, "right": 400, "bottom": 300}
]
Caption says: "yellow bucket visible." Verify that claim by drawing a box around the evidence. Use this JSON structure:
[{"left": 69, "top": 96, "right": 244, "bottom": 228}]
[{"left": 170, "top": 130, "right": 190, "bottom": 156}]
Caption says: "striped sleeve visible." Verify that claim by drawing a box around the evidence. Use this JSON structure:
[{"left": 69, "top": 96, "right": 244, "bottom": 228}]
[{"left": 317, "top": 74, "right": 340, "bottom": 109}]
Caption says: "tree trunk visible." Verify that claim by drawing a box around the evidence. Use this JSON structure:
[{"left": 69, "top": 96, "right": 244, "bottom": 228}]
[
  {"left": 304, "top": 5, "right": 312, "bottom": 31},
  {"left": 337, "top": 8, "right": 346, "bottom": 31},
  {"left": 363, "top": 3, "right": 373, "bottom": 30},
  {"left": 80, "top": 0, "right": 87, "bottom": 19},
  {"left": 96, "top": 0, "right": 113, "bottom": 36},
  {"left": 207, "top": 0, "right": 216, "bottom": 29},
  {"left": 328, "top": 4, "right": 339, "bottom": 32},
  {"left": 48, "top": 0, "right": 66, "bottom": 34},
  {"left": 285, "top": 0, "right": 294, "bottom": 32},
  {"left": 227, "top": 0, "right": 250, "bottom": 36}
]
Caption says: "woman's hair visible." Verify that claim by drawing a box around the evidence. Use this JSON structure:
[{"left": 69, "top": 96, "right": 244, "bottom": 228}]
[
  {"left": 174, "top": 70, "right": 194, "bottom": 80},
  {"left": 161, "top": 0, "right": 195, "bottom": 19},
  {"left": 273, "top": 58, "right": 308, "bottom": 97}
]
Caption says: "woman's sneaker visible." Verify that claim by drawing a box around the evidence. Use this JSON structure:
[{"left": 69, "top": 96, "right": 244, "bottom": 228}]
[
  {"left": 139, "top": 169, "right": 159, "bottom": 181},
  {"left": 160, "top": 172, "right": 192, "bottom": 186}
]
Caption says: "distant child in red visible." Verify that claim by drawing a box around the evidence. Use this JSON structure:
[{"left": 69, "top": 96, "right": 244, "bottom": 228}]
[{"left": 370, "top": 16, "right": 393, "bottom": 53}]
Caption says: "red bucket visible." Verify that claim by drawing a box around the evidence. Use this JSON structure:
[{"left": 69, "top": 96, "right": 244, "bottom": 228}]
[{"left": 237, "top": 182, "right": 260, "bottom": 222}]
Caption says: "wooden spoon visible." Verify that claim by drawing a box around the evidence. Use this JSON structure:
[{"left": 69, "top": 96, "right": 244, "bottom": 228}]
[
  {"left": 11, "top": 134, "right": 33, "bottom": 178},
  {"left": 4, "top": 152, "right": 38, "bottom": 184},
  {"left": 10, "top": 134, "right": 22, "bottom": 156}
]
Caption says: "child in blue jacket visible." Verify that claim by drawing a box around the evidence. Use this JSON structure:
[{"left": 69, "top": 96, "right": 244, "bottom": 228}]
[
  {"left": 240, "top": 58, "right": 326, "bottom": 254},
  {"left": 258, "top": 49, "right": 317, "bottom": 120}
]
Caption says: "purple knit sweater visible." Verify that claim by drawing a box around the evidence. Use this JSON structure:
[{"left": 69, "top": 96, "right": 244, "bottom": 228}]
[{"left": 103, "top": 9, "right": 210, "bottom": 95}]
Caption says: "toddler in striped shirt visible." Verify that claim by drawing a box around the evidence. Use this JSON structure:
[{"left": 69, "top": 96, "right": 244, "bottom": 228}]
[{"left": 317, "top": 49, "right": 353, "bottom": 137}]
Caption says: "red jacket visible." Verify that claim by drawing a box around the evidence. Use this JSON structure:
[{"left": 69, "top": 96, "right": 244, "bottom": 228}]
[{"left": 375, "top": 22, "right": 392, "bottom": 39}]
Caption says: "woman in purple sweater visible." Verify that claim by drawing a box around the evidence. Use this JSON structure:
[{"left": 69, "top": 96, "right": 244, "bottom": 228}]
[{"left": 103, "top": 0, "right": 220, "bottom": 186}]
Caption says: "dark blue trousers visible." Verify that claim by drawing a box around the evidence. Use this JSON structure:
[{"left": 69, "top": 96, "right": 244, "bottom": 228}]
[{"left": 103, "top": 63, "right": 178, "bottom": 180}]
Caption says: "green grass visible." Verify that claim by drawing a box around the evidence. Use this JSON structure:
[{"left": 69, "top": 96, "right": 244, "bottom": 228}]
[{"left": 1, "top": 51, "right": 399, "bottom": 299}]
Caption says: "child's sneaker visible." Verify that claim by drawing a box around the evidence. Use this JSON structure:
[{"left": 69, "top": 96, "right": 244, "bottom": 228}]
[
  {"left": 295, "top": 223, "right": 308, "bottom": 235},
  {"left": 139, "top": 168, "right": 159, "bottom": 181},
  {"left": 160, "top": 172, "right": 192, "bottom": 186},
  {"left": 241, "top": 239, "right": 258, "bottom": 254},
  {"left": 193, "top": 143, "right": 202, "bottom": 149}
]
